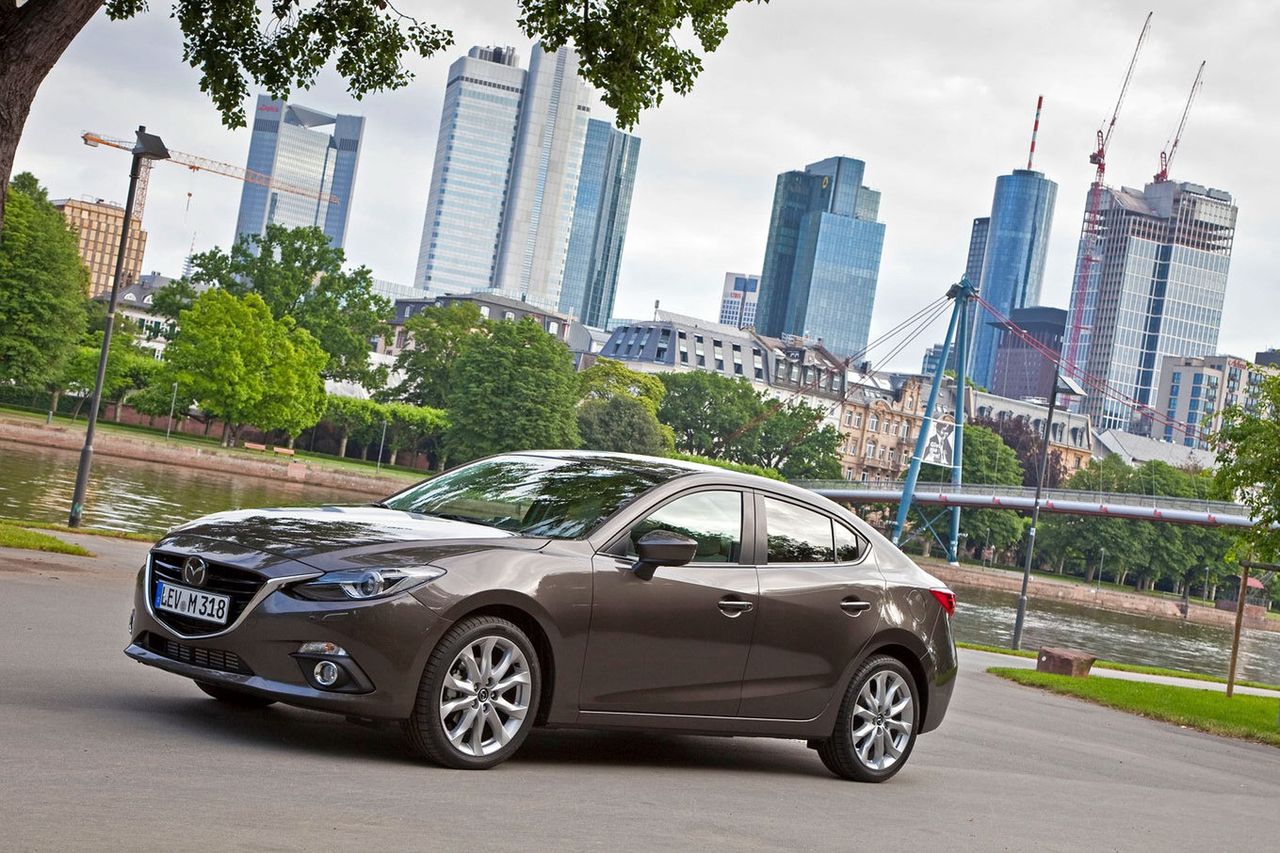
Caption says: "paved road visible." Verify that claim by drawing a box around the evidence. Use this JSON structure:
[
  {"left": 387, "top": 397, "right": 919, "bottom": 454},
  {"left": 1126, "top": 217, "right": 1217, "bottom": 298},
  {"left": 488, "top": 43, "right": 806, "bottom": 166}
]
[{"left": 2, "top": 544, "right": 1279, "bottom": 852}]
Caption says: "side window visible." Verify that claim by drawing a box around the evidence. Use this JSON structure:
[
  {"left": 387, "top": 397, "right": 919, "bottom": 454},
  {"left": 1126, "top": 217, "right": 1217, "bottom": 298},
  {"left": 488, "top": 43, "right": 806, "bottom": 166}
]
[
  {"left": 764, "top": 497, "right": 834, "bottom": 563},
  {"left": 625, "top": 491, "right": 743, "bottom": 563},
  {"left": 835, "top": 523, "right": 865, "bottom": 563}
]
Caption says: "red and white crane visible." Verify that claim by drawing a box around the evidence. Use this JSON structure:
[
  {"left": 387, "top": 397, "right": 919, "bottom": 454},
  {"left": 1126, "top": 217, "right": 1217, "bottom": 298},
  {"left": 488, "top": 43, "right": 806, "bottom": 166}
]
[
  {"left": 1153, "top": 60, "right": 1206, "bottom": 183},
  {"left": 1063, "top": 11, "right": 1153, "bottom": 373}
]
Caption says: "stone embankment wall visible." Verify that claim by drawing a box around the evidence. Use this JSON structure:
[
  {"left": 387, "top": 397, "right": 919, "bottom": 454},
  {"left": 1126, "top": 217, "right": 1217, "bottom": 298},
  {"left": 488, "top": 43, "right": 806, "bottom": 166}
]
[
  {"left": 0, "top": 418, "right": 417, "bottom": 498},
  {"left": 924, "top": 560, "right": 1279, "bottom": 634}
]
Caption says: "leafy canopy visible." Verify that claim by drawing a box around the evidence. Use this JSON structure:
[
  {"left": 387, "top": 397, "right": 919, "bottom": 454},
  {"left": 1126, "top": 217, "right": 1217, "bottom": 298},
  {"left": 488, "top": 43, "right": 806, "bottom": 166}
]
[
  {"left": 578, "top": 394, "right": 673, "bottom": 456},
  {"left": 389, "top": 301, "right": 490, "bottom": 408},
  {"left": 1214, "top": 374, "right": 1280, "bottom": 561},
  {"left": 188, "top": 224, "right": 390, "bottom": 388},
  {"left": 0, "top": 175, "right": 88, "bottom": 389}
]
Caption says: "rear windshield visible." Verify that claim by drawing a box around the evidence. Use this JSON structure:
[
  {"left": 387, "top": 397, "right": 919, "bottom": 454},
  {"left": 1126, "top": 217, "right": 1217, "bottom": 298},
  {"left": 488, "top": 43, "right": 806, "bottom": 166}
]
[{"left": 382, "top": 454, "right": 690, "bottom": 539}]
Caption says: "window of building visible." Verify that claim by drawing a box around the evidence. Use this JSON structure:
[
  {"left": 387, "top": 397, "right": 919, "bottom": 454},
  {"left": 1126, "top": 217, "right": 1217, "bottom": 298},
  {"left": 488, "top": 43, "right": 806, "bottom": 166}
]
[
  {"left": 868, "top": 414, "right": 879, "bottom": 432},
  {"left": 853, "top": 412, "right": 863, "bottom": 428}
]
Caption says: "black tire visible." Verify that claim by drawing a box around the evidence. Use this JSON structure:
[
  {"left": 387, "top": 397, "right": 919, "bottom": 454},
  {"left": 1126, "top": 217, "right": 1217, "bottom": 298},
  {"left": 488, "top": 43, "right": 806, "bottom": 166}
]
[
  {"left": 817, "top": 655, "right": 920, "bottom": 782},
  {"left": 404, "top": 615, "right": 542, "bottom": 770},
  {"left": 195, "top": 681, "right": 276, "bottom": 709}
]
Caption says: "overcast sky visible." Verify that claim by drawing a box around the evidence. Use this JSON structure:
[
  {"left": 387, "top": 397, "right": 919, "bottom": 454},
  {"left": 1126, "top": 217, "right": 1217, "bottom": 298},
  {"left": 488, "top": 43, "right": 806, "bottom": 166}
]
[{"left": 15, "top": 1, "right": 1277, "bottom": 370}]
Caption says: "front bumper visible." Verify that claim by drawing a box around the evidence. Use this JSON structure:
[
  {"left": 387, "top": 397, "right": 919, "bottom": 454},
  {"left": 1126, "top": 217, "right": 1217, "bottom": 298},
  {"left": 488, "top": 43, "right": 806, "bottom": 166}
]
[{"left": 125, "top": 567, "right": 451, "bottom": 719}]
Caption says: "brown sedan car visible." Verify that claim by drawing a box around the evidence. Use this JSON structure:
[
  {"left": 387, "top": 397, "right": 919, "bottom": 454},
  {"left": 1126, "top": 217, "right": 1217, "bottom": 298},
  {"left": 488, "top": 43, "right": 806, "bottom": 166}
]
[{"left": 125, "top": 451, "right": 957, "bottom": 782}]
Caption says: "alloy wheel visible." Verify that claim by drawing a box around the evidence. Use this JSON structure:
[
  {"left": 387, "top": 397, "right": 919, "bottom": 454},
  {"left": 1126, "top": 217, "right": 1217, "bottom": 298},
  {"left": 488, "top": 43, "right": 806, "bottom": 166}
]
[
  {"left": 850, "top": 669, "right": 913, "bottom": 771},
  {"left": 438, "top": 635, "right": 532, "bottom": 757}
]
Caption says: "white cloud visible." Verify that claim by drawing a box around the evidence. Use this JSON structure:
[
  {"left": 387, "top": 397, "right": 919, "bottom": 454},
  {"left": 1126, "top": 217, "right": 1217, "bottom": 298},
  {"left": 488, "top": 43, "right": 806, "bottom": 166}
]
[{"left": 16, "top": 0, "right": 1277, "bottom": 369}]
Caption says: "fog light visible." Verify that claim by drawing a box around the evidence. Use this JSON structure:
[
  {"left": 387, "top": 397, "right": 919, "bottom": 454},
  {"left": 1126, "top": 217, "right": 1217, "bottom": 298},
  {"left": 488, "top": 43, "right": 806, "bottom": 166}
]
[
  {"left": 314, "top": 660, "right": 341, "bottom": 687},
  {"left": 298, "top": 641, "right": 348, "bottom": 656}
]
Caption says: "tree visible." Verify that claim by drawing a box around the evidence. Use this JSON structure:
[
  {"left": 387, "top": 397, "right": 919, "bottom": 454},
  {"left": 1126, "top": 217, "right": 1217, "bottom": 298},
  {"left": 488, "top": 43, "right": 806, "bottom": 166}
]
[
  {"left": 578, "top": 358, "right": 667, "bottom": 413},
  {"left": 381, "top": 401, "right": 448, "bottom": 468},
  {"left": 752, "top": 400, "right": 842, "bottom": 479},
  {"left": 972, "top": 414, "right": 1065, "bottom": 488},
  {"left": 658, "top": 371, "right": 766, "bottom": 460},
  {"left": 164, "top": 289, "right": 327, "bottom": 446},
  {"left": 0, "top": 176, "right": 87, "bottom": 388},
  {"left": 445, "top": 318, "right": 580, "bottom": 463},
  {"left": 578, "top": 395, "right": 673, "bottom": 456},
  {"left": 1, "top": 1, "right": 765, "bottom": 233},
  {"left": 919, "top": 424, "right": 1025, "bottom": 556},
  {"left": 1215, "top": 375, "right": 1280, "bottom": 562},
  {"left": 150, "top": 278, "right": 200, "bottom": 331},
  {"left": 188, "top": 225, "right": 390, "bottom": 388},
  {"left": 389, "top": 301, "right": 489, "bottom": 408},
  {"left": 323, "top": 395, "right": 379, "bottom": 460}
]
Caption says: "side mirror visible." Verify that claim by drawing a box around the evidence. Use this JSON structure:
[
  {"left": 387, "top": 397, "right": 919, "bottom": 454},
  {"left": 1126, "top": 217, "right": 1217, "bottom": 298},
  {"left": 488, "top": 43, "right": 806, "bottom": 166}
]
[{"left": 632, "top": 530, "right": 698, "bottom": 581}]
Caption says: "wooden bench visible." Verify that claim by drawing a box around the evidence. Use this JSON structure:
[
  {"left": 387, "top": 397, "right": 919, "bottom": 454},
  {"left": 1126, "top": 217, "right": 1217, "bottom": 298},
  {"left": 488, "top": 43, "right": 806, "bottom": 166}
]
[
  {"left": 1036, "top": 647, "right": 1097, "bottom": 678},
  {"left": 243, "top": 441, "right": 267, "bottom": 452},
  {"left": 272, "top": 446, "right": 296, "bottom": 457}
]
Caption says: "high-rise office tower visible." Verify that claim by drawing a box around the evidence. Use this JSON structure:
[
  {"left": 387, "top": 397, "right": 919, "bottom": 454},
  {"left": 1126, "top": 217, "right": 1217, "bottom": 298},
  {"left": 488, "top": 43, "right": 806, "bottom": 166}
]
[
  {"left": 1064, "top": 180, "right": 1237, "bottom": 432},
  {"left": 234, "top": 95, "right": 364, "bottom": 249},
  {"left": 718, "top": 273, "right": 761, "bottom": 328},
  {"left": 755, "top": 157, "right": 886, "bottom": 358},
  {"left": 53, "top": 197, "right": 147, "bottom": 298},
  {"left": 990, "top": 306, "right": 1067, "bottom": 401},
  {"left": 966, "top": 170, "right": 1057, "bottom": 389},
  {"left": 964, "top": 217, "right": 989, "bottom": 285},
  {"left": 559, "top": 118, "right": 641, "bottom": 327},
  {"left": 415, "top": 44, "right": 593, "bottom": 309}
]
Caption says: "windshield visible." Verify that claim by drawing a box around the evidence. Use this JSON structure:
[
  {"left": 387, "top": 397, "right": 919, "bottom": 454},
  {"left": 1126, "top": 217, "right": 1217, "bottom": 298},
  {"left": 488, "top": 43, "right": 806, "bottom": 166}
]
[{"left": 382, "top": 454, "right": 692, "bottom": 539}]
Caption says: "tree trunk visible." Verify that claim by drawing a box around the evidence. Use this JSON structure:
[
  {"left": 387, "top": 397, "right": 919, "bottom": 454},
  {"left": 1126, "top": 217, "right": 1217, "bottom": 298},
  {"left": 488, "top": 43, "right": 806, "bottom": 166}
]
[
  {"left": 221, "top": 422, "right": 232, "bottom": 447},
  {"left": 359, "top": 444, "right": 368, "bottom": 461},
  {"left": 337, "top": 430, "right": 349, "bottom": 459},
  {"left": 287, "top": 434, "right": 296, "bottom": 450},
  {"left": 0, "top": 1, "right": 103, "bottom": 234}
]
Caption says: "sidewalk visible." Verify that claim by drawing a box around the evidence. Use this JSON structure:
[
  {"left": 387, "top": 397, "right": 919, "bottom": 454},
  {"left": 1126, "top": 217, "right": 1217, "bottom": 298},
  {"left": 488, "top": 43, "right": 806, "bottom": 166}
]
[
  {"left": 963, "top": 647, "right": 1280, "bottom": 699},
  {"left": 0, "top": 531, "right": 151, "bottom": 578}
]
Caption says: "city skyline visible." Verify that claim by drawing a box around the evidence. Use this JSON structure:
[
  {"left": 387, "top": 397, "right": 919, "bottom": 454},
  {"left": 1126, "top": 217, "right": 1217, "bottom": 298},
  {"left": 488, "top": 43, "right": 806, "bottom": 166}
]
[{"left": 12, "top": 2, "right": 1277, "bottom": 369}]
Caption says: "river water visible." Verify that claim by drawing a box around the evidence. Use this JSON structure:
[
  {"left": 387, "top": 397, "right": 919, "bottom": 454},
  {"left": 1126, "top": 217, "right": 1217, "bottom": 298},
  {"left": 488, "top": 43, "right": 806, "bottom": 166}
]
[{"left": 3, "top": 439, "right": 1279, "bottom": 684}]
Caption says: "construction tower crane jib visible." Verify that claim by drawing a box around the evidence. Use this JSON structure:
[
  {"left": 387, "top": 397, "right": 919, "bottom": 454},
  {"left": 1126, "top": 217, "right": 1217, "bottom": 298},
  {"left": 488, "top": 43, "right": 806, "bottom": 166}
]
[
  {"left": 1064, "top": 11, "right": 1153, "bottom": 374},
  {"left": 80, "top": 131, "right": 339, "bottom": 224},
  {"left": 1155, "top": 61, "right": 1206, "bottom": 183}
]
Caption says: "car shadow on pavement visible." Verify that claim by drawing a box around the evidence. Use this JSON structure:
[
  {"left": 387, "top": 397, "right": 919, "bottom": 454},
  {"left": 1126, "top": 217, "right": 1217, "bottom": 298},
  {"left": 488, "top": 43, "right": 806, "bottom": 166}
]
[{"left": 107, "top": 691, "right": 829, "bottom": 778}]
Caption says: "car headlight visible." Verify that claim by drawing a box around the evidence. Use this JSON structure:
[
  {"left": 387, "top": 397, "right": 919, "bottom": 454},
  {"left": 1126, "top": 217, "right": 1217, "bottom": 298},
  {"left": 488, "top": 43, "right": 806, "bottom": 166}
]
[{"left": 292, "top": 566, "right": 446, "bottom": 601}]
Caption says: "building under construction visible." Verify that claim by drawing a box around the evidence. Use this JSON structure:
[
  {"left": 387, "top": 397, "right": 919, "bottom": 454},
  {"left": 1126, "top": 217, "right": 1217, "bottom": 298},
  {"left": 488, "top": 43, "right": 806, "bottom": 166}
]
[{"left": 1063, "top": 178, "right": 1237, "bottom": 433}]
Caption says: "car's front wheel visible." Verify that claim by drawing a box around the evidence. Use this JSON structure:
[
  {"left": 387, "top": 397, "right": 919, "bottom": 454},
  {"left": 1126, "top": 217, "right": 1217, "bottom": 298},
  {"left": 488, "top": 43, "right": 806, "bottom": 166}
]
[
  {"left": 404, "top": 615, "right": 541, "bottom": 769},
  {"left": 817, "top": 655, "right": 919, "bottom": 782}
]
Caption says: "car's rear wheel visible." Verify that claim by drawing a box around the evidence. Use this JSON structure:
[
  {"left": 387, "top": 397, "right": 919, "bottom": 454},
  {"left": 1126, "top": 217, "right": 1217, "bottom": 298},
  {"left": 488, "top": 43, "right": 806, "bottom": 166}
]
[
  {"left": 195, "top": 681, "right": 276, "bottom": 709},
  {"left": 404, "top": 615, "right": 541, "bottom": 769},
  {"left": 817, "top": 655, "right": 919, "bottom": 782}
]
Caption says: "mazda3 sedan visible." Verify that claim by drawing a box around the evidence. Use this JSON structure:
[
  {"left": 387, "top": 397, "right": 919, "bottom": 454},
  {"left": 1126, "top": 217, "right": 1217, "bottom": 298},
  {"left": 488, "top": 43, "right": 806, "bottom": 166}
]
[{"left": 125, "top": 451, "right": 957, "bottom": 782}]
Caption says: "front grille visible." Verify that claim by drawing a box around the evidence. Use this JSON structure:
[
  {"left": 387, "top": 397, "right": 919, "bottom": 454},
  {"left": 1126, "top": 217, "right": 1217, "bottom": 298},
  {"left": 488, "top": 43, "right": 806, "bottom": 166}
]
[
  {"left": 139, "top": 631, "right": 254, "bottom": 676},
  {"left": 149, "top": 551, "right": 267, "bottom": 637}
]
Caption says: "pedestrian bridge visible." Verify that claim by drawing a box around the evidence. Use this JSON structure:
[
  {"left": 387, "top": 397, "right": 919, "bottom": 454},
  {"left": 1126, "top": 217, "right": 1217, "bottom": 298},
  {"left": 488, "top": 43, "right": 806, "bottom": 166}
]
[{"left": 793, "top": 481, "right": 1256, "bottom": 529}]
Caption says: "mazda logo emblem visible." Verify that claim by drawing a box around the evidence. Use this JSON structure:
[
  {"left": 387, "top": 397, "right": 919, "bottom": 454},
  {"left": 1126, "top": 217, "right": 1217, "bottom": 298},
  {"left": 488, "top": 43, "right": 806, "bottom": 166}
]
[{"left": 182, "top": 557, "right": 208, "bottom": 588}]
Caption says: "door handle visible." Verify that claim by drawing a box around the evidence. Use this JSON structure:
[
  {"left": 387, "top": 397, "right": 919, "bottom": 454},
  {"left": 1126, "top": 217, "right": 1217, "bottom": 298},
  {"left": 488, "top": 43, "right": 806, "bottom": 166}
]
[
  {"left": 717, "top": 599, "right": 754, "bottom": 617},
  {"left": 841, "top": 599, "right": 872, "bottom": 617}
]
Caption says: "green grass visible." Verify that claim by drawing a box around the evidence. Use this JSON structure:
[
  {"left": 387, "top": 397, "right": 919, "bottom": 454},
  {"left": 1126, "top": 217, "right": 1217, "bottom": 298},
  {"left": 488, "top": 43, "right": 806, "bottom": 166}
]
[
  {"left": 959, "top": 641, "right": 1280, "bottom": 692},
  {"left": 0, "top": 517, "right": 154, "bottom": 543},
  {"left": 0, "top": 523, "right": 93, "bottom": 556},
  {"left": 989, "top": 667, "right": 1280, "bottom": 747}
]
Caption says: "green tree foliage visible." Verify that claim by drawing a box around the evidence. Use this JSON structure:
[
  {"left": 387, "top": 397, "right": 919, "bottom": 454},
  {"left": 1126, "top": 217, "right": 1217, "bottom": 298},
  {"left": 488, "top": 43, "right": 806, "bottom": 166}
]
[
  {"left": 972, "top": 414, "right": 1065, "bottom": 488},
  {"left": 60, "top": 322, "right": 159, "bottom": 421},
  {"left": 389, "top": 301, "right": 490, "bottom": 408},
  {"left": 0, "top": 175, "right": 87, "bottom": 388},
  {"left": 3, "top": 2, "right": 764, "bottom": 232},
  {"left": 668, "top": 452, "right": 785, "bottom": 481},
  {"left": 578, "top": 357, "right": 667, "bottom": 413},
  {"left": 578, "top": 395, "right": 674, "bottom": 456},
  {"left": 751, "top": 400, "right": 842, "bottom": 479},
  {"left": 918, "top": 424, "right": 1026, "bottom": 555},
  {"left": 187, "top": 225, "right": 390, "bottom": 388},
  {"left": 1215, "top": 373, "right": 1280, "bottom": 561},
  {"left": 149, "top": 278, "right": 200, "bottom": 330},
  {"left": 324, "top": 395, "right": 380, "bottom": 459},
  {"left": 658, "top": 371, "right": 765, "bottom": 460},
  {"left": 445, "top": 319, "right": 580, "bottom": 463},
  {"left": 381, "top": 401, "right": 449, "bottom": 467},
  {"left": 164, "top": 290, "right": 327, "bottom": 445}
]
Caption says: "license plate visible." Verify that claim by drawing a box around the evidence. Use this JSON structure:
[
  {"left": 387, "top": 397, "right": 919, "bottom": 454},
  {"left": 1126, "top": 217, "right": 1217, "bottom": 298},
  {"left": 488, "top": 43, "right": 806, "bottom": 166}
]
[{"left": 154, "top": 581, "right": 231, "bottom": 625}]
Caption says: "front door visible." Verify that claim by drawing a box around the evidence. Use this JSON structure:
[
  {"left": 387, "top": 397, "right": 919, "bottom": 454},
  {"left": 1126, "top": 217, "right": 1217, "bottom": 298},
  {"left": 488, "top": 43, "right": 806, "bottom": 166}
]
[{"left": 580, "top": 488, "right": 758, "bottom": 716}]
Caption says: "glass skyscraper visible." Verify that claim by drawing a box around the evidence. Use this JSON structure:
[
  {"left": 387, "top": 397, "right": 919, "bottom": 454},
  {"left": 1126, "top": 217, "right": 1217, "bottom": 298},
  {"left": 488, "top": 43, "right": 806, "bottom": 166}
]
[
  {"left": 1064, "top": 180, "right": 1236, "bottom": 432},
  {"left": 755, "top": 157, "right": 886, "bottom": 358},
  {"left": 416, "top": 43, "right": 598, "bottom": 310},
  {"left": 559, "top": 118, "right": 641, "bottom": 327},
  {"left": 718, "top": 272, "right": 760, "bottom": 328},
  {"left": 234, "top": 95, "right": 364, "bottom": 249},
  {"left": 968, "top": 169, "right": 1057, "bottom": 389}
]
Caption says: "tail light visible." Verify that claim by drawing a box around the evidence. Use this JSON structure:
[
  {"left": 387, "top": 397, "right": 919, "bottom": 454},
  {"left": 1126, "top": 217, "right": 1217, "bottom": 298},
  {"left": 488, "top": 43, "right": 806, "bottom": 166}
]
[{"left": 929, "top": 588, "right": 956, "bottom": 617}]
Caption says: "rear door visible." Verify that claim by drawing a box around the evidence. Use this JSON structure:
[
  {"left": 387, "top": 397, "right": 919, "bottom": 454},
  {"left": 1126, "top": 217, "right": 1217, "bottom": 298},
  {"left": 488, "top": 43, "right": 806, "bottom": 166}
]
[
  {"left": 739, "top": 492, "right": 885, "bottom": 720},
  {"left": 580, "top": 488, "right": 759, "bottom": 717}
]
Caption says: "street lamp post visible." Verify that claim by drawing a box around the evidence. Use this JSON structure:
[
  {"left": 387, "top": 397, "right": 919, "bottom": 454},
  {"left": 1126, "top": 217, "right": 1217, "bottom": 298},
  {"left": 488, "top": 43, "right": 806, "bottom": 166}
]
[
  {"left": 1012, "top": 371, "right": 1086, "bottom": 650},
  {"left": 68, "top": 127, "right": 169, "bottom": 527},
  {"left": 165, "top": 381, "right": 179, "bottom": 440},
  {"left": 1097, "top": 546, "right": 1106, "bottom": 591}
]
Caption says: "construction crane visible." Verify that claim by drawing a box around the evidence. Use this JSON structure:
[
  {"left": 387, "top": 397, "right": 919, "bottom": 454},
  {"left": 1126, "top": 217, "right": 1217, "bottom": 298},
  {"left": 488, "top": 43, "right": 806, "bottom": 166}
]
[
  {"left": 1154, "top": 61, "right": 1206, "bottom": 183},
  {"left": 1064, "top": 11, "right": 1153, "bottom": 373},
  {"left": 81, "top": 130, "right": 339, "bottom": 223}
]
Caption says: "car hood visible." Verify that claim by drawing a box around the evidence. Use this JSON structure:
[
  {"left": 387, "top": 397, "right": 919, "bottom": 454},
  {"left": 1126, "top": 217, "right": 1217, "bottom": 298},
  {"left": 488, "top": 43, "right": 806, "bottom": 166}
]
[{"left": 159, "top": 505, "right": 543, "bottom": 571}]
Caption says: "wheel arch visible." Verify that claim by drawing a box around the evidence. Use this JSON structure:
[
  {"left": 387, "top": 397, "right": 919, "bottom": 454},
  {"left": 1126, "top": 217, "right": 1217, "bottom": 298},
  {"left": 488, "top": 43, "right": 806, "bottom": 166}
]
[{"left": 849, "top": 630, "right": 932, "bottom": 730}]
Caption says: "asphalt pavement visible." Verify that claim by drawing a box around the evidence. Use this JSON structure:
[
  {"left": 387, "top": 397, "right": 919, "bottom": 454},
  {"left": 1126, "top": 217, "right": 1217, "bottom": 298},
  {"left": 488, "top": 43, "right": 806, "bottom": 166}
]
[{"left": 2, "top": 541, "right": 1279, "bottom": 852}]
